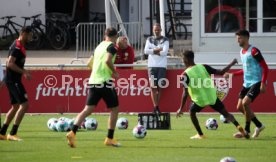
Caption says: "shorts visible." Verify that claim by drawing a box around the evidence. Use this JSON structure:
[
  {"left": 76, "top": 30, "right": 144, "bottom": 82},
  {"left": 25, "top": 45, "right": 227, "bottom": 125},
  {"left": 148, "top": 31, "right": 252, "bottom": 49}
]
[
  {"left": 239, "top": 82, "right": 261, "bottom": 102},
  {"left": 86, "top": 82, "right": 119, "bottom": 108},
  {"left": 190, "top": 98, "right": 224, "bottom": 113},
  {"left": 6, "top": 82, "right": 28, "bottom": 104},
  {"left": 148, "top": 67, "right": 167, "bottom": 88}
]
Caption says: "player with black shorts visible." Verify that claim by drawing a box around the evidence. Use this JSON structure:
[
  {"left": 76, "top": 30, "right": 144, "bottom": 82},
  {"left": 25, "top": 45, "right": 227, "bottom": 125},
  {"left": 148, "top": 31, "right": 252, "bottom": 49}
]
[
  {"left": 0, "top": 26, "right": 32, "bottom": 141},
  {"left": 66, "top": 27, "right": 120, "bottom": 148},
  {"left": 225, "top": 30, "right": 268, "bottom": 138},
  {"left": 176, "top": 50, "right": 248, "bottom": 139}
]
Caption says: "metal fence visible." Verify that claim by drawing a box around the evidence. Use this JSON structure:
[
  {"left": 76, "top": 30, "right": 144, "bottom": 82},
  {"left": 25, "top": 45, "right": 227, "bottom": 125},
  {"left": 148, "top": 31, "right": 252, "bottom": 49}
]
[{"left": 72, "top": 22, "right": 144, "bottom": 64}]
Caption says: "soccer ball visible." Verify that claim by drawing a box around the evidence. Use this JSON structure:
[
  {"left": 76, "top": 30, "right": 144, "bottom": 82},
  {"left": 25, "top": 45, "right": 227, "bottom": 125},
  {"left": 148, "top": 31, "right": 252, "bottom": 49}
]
[
  {"left": 47, "top": 118, "right": 58, "bottom": 131},
  {"left": 85, "top": 118, "right": 98, "bottom": 130},
  {"left": 116, "top": 117, "right": 129, "bottom": 129},
  {"left": 220, "top": 157, "right": 236, "bottom": 162},
  {"left": 132, "top": 125, "right": 147, "bottom": 139},
  {"left": 67, "top": 119, "right": 75, "bottom": 130},
  {"left": 220, "top": 115, "right": 230, "bottom": 123},
  {"left": 59, "top": 117, "right": 70, "bottom": 122},
  {"left": 56, "top": 120, "right": 70, "bottom": 132},
  {"left": 205, "top": 118, "right": 218, "bottom": 130},
  {"left": 80, "top": 117, "right": 89, "bottom": 129}
]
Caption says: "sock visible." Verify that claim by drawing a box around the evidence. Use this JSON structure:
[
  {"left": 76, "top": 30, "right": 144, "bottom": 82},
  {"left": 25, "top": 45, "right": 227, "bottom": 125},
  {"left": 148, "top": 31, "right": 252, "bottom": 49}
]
[
  {"left": 10, "top": 125, "right": 19, "bottom": 135},
  {"left": 0, "top": 124, "right": 9, "bottom": 135},
  {"left": 251, "top": 117, "right": 262, "bottom": 128},
  {"left": 245, "top": 122, "right": 251, "bottom": 133},
  {"left": 190, "top": 113, "right": 203, "bottom": 136},
  {"left": 72, "top": 125, "right": 79, "bottom": 134},
  {"left": 232, "top": 120, "right": 239, "bottom": 127},
  {"left": 107, "top": 129, "right": 114, "bottom": 139}
]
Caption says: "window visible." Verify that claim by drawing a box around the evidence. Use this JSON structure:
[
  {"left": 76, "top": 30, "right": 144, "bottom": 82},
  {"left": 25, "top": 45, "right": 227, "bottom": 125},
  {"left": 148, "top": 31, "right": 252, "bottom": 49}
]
[
  {"left": 263, "top": 0, "right": 276, "bottom": 32},
  {"left": 202, "top": 0, "right": 276, "bottom": 36},
  {"left": 204, "top": 0, "right": 257, "bottom": 33}
]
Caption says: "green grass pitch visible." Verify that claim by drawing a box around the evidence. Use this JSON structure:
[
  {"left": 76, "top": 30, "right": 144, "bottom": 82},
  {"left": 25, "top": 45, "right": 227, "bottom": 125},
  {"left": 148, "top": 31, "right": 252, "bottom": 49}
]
[{"left": 0, "top": 114, "right": 276, "bottom": 162}]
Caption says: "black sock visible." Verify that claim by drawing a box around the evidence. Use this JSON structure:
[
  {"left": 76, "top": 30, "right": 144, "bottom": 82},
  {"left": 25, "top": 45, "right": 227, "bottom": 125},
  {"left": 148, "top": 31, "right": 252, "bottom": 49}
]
[
  {"left": 72, "top": 125, "right": 79, "bottom": 134},
  {"left": 0, "top": 124, "right": 9, "bottom": 135},
  {"left": 107, "top": 129, "right": 114, "bottom": 139},
  {"left": 232, "top": 120, "right": 239, "bottom": 127},
  {"left": 190, "top": 113, "right": 203, "bottom": 136},
  {"left": 245, "top": 122, "right": 251, "bottom": 133},
  {"left": 10, "top": 125, "right": 19, "bottom": 135},
  {"left": 251, "top": 117, "right": 262, "bottom": 128}
]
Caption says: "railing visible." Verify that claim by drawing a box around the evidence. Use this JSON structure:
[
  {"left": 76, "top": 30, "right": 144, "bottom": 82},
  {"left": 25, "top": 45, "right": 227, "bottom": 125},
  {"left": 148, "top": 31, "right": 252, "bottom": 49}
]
[{"left": 72, "top": 22, "right": 144, "bottom": 64}]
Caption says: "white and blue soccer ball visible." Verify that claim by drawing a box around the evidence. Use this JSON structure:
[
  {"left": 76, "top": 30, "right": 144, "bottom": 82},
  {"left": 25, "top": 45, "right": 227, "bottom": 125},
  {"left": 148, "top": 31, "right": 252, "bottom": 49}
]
[
  {"left": 67, "top": 119, "right": 75, "bottom": 131},
  {"left": 205, "top": 118, "right": 218, "bottom": 130},
  {"left": 56, "top": 120, "right": 70, "bottom": 132},
  {"left": 132, "top": 125, "right": 147, "bottom": 139},
  {"left": 220, "top": 115, "right": 230, "bottom": 124},
  {"left": 59, "top": 117, "right": 70, "bottom": 122},
  {"left": 47, "top": 118, "right": 58, "bottom": 131},
  {"left": 220, "top": 157, "right": 236, "bottom": 162},
  {"left": 85, "top": 118, "right": 98, "bottom": 130},
  {"left": 116, "top": 117, "right": 129, "bottom": 129}
]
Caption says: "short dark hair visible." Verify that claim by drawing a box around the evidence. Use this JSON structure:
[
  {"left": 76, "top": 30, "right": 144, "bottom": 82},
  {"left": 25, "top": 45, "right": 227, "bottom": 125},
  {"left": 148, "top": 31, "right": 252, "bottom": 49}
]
[
  {"left": 20, "top": 26, "right": 32, "bottom": 34},
  {"left": 183, "top": 50, "right": 194, "bottom": 61},
  {"left": 236, "top": 29, "right": 250, "bottom": 38},
  {"left": 105, "top": 27, "right": 118, "bottom": 37}
]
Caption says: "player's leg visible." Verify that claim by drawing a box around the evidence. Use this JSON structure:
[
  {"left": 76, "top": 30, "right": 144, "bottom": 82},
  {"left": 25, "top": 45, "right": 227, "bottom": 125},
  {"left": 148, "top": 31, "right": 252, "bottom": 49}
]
[
  {"left": 102, "top": 86, "right": 121, "bottom": 146},
  {"left": 211, "top": 98, "right": 249, "bottom": 139},
  {"left": 7, "top": 102, "right": 29, "bottom": 141},
  {"left": 155, "top": 67, "right": 167, "bottom": 113},
  {"left": 243, "top": 82, "right": 265, "bottom": 138},
  {"left": 149, "top": 68, "right": 160, "bottom": 114},
  {"left": 189, "top": 103, "right": 205, "bottom": 139},
  {"left": 0, "top": 104, "right": 19, "bottom": 140},
  {"left": 67, "top": 86, "right": 99, "bottom": 148}
]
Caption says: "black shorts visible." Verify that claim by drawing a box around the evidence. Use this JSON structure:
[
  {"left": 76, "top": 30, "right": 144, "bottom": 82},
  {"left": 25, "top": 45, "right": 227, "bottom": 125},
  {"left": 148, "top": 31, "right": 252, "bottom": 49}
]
[
  {"left": 148, "top": 67, "right": 167, "bottom": 88},
  {"left": 190, "top": 98, "right": 224, "bottom": 113},
  {"left": 86, "top": 82, "right": 119, "bottom": 108},
  {"left": 239, "top": 82, "right": 261, "bottom": 102},
  {"left": 6, "top": 82, "right": 28, "bottom": 104}
]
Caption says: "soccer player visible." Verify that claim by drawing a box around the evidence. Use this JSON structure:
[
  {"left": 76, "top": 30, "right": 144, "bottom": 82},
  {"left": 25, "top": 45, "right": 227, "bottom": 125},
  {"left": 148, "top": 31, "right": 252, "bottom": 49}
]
[
  {"left": 176, "top": 50, "right": 249, "bottom": 139},
  {"left": 0, "top": 26, "right": 32, "bottom": 141},
  {"left": 66, "top": 27, "right": 120, "bottom": 148},
  {"left": 114, "top": 36, "right": 135, "bottom": 69},
  {"left": 144, "top": 23, "right": 169, "bottom": 115},
  {"left": 224, "top": 30, "right": 268, "bottom": 138}
]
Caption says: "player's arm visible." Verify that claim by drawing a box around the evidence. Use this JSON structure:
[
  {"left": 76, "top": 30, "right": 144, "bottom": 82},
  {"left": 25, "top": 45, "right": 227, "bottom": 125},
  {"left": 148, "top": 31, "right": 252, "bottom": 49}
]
[
  {"left": 105, "top": 44, "right": 119, "bottom": 79},
  {"left": 7, "top": 51, "right": 31, "bottom": 80},
  {"left": 212, "top": 58, "right": 238, "bottom": 75},
  {"left": 176, "top": 73, "right": 189, "bottom": 118},
  {"left": 251, "top": 47, "right": 269, "bottom": 93},
  {"left": 144, "top": 38, "right": 162, "bottom": 55},
  {"left": 159, "top": 40, "right": 169, "bottom": 56}
]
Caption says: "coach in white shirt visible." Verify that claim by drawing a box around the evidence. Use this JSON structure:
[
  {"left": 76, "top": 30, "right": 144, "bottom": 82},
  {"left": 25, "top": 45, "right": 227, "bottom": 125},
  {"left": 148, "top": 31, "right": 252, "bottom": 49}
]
[
  {"left": 144, "top": 23, "right": 169, "bottom": 115},
  {"left": 0, "top": 58, "right": 4, "bottom": 89}
]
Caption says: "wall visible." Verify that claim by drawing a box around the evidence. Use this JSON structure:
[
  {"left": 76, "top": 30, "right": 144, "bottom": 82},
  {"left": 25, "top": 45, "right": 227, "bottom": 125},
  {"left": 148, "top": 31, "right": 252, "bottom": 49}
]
[
  {"left": 0, "top": 69, "right": 275, "bottom": 113},
  {"left": 0, "top": 0, "right": 45, "bottom": 26}
]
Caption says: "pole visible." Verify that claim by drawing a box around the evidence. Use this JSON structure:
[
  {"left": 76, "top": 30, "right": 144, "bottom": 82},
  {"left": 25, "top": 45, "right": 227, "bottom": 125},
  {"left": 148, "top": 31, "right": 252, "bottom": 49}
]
[
  {"left": 105, "top": 0, "right": 112, "bottom": 28},
  {"left": 159, "top": 0, "right": 166, "bottom": 36}
]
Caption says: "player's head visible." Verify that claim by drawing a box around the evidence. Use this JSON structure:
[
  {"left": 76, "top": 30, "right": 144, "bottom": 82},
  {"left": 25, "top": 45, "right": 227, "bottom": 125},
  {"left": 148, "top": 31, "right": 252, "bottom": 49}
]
[
  {"left": 153, "top": 23, "right": 162, "bottom": 37},
  {"left": 182, "top": 50, "right": 194, "bottom": 66},
  {"left": 105, "top": 27, "right": 118, "bottom": 43},
  {"left": 20, "top": 26, "right": 32, "bottom": 43},
  {"left": 235, "top": 29, "right": 250, "bottom": 48},
  {"left": 116, "top": 36, "right": 128, "bottom": 49}
]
